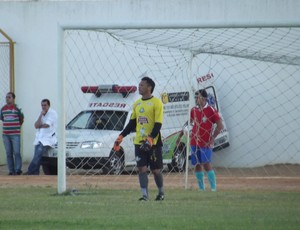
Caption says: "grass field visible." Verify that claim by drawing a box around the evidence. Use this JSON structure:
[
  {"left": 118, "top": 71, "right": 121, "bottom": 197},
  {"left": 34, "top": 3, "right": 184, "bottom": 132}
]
[{"left": 0, "top": 186, "right": 299, "bottom": 230}]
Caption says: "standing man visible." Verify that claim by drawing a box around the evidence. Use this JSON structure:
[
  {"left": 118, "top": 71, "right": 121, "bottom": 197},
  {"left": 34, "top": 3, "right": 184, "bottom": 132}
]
[
  {"left": 113, "top": 76, "right": 165, "bottom": 201},
  {"left": 24, "top": 99, "right": 57, "bottom": 175},
  {"left": 178, "top": 89, "right": 223, "bottom": 191},
  {"left": 0, "top": 92, "right": 24, "bottom": 175}
]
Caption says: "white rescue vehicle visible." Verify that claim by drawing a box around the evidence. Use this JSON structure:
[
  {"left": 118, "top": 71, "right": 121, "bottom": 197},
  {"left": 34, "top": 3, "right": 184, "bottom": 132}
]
[{"left": 41, "top": 73, "right": 230, "bottom": 175}]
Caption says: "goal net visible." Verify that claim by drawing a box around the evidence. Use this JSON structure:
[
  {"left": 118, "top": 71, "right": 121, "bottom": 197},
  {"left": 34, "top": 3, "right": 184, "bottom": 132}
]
[
  {"left": 56, "top": 27, "right": 300, "bottom": 192},
  {"left": 0, "top": 30, "right": 13, "bottom": 166}
]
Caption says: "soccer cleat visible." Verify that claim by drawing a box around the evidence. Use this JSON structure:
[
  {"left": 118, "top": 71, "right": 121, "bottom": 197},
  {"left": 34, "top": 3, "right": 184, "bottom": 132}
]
[
  {"left": 155, "top": 194, "right": 164, "bottom": 201},
  {"left": 138, "top": 196, "right": 148, "bottom": 201},
  {"left": 211, "top": 188, "right": 216, "bottom": 192}
]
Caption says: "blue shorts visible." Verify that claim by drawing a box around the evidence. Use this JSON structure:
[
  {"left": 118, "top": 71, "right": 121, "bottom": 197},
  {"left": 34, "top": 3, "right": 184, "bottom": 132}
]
[{"left": 190, "top": 146, "right": 213, "bottom": 165}]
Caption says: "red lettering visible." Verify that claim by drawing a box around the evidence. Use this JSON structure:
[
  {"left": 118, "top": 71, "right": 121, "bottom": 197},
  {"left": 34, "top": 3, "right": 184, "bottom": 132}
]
[
  {"left": 88, "top": 102, "right": 127, "bottom": 108},
  {"left": 89, "top": 103, "right": 98, "bottom": 107},
  {"left": 196, "top": 73, "right": 214, "bottom": 83}
]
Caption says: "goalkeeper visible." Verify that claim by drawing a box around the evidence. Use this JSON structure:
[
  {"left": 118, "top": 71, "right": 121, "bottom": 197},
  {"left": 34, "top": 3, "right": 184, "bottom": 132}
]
[{"left": 113, "top": 76, "right": 164, "bottom": 201}]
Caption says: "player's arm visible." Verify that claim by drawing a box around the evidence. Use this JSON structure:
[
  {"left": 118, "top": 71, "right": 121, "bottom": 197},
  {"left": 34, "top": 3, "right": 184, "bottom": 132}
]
[
  {"left": 140, "top": 122, "right": 162, "bottom": 151},
  {"left": 208, "top": 118, "right": 224, "bottom": 147},
  {"left": 177, "top": 109, "right": 194, "bottom": 145},
  {"left": 211, "top": 108, "right": 224, "bottom": 140},
  {"left": 149, "top": 122, "right": 162, "bottom": 139},
  {"left": 212, "top": 119, "right": 223, "bottom": 140},
  {"left": 120, "top": 119, "right": 136, "bottom": 137},
  {"left": 176, "top": 121, "right": 189, "bottom": 146},
  {"left": 151, "top": 99, "right": 164, "bottom": 139},
  {"left": 113, "top": 118, "right": 136, "bottom": 152}
]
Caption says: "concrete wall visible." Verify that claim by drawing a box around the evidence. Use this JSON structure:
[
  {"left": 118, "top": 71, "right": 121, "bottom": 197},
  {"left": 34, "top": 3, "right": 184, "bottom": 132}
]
[{"left": 0, "top": 0, "right": 299, "bottom": 164}]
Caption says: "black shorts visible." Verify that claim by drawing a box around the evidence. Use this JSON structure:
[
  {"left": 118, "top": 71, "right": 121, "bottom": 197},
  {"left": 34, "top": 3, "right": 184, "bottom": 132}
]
[{"left": 135, "top": 145, "right": 163, "bottom": 170}]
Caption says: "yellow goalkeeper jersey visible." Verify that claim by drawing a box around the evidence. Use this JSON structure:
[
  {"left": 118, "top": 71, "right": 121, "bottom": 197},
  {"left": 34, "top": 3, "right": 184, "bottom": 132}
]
[{"left": 131, "top": 96, "right": 163, "bottom": 145}]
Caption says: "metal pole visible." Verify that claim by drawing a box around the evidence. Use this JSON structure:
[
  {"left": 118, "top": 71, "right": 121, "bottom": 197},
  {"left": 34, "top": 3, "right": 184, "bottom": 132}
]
[
  {"left": 0, "top": 29, "right": 15, "bottom": 91},
  {"left": 57, "top": 26, "right": 67, "bottom": 194}
]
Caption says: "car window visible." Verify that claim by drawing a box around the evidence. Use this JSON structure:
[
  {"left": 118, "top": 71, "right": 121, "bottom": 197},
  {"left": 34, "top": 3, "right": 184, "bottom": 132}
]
[
  {"left": 205, "top": 86, "right": 219, "bottom": 111},
  {"left": 66, "top": 110, "right": 128, "bottom": 131}
]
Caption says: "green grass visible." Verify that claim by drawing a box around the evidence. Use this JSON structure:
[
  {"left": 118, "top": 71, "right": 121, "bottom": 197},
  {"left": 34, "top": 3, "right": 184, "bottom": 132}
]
[{"left": 0, "top": 187, "right": 299, "bottom": 230}]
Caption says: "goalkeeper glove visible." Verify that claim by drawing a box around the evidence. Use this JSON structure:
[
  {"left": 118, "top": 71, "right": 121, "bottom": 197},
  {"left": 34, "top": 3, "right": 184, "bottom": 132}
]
[
  {"left": 140, "top": 136, "right": 153, "bottom": 152},
  {"left": 113, "top": 135, "right": 123, "bottom": 152}
]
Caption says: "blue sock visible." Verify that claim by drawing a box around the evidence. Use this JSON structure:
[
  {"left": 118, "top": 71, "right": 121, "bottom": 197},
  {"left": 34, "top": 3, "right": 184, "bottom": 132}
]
[
  {"left": 207, "top": 170, "right": 216, "bottom": 191},
  {"left": 195, "top": 171, "right": 205, "bottom": 191}
]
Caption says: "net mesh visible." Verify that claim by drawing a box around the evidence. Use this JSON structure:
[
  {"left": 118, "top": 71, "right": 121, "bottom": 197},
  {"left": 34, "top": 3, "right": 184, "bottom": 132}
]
[
  {"left": 0, "top": 32, "right": 12, "bottom": 166},
  {"left": 57, "top": 27, "right": 300, "bottom": 190}
]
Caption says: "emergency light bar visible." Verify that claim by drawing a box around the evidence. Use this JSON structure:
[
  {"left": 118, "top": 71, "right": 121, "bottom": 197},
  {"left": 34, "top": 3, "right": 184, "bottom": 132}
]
[{"left": 81, "top": 84, "right": 137, "bottom": 98}]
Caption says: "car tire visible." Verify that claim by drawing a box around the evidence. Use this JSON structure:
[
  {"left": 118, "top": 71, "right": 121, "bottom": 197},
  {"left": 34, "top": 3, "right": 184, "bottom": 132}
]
[
  {"left": 41, "top": 157, "right": 58, "bottom": 175},
  {"left": 102, "top": 150, "right": 124, "bottom": 175},
  {"left": 168, "top": 143, "right": 186, "bottom": 172}
]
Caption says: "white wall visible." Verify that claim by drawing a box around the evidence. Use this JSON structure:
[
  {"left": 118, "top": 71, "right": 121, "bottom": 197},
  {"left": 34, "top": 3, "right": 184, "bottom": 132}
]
[{"left": 0, "top": 0, "right": 299, "bottom": 163}]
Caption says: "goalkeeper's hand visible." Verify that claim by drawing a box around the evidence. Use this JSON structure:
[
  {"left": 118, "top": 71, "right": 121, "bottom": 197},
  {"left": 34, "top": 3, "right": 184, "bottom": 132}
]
[
  {"left": 140, "top": 136, "right": 153, "bottom": 152},
  {"left": 113, "top": 135, "right": 123, "bottom": 152}
]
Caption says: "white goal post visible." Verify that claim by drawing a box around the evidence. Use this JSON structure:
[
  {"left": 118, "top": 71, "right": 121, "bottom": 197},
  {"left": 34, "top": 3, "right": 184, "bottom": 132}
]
[{"left": 55, "top": 26, "right": 300, "bottom": 194}]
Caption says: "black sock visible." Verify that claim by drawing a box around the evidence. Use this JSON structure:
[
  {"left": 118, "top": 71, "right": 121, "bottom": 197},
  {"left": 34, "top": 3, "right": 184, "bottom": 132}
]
[
  {"left": 154, "top": 173, "right": 164, "bottom": 195},
  {"left": 139, "top": 172, "right": 148, "bottom": 197}
]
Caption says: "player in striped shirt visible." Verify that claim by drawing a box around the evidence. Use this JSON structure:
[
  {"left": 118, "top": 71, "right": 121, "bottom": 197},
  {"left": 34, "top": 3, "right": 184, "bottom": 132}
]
[{"left": 0, "top": 92, "right": 24, "bottom": 175}]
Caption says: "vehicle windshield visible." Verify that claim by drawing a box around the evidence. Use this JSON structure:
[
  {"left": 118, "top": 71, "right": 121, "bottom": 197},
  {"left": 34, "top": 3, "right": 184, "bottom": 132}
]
[{"left": 66, "top": 110, "right": 128, "bottom": 131}]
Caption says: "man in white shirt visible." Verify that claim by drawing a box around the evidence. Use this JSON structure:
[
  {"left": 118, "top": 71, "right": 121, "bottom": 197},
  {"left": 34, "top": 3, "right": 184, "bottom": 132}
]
[{"left": 24, "top": 99, "right": 57, "bottom": 175}]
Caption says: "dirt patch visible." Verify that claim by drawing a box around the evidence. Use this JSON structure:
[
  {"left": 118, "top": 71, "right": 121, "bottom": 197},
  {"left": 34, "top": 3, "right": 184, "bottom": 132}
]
[
  {"left": 0, "top": 175, "right": 300, "bottom": 192},
  {"left": 1, "top": 164, "right": 299, "bottom": 192}
]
